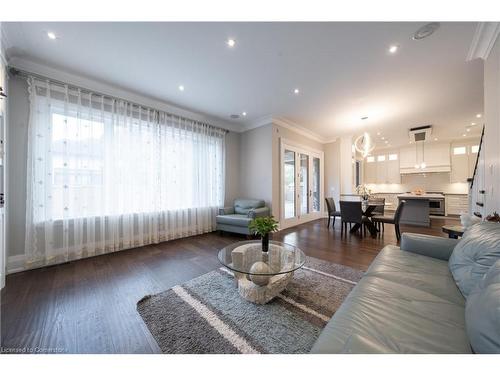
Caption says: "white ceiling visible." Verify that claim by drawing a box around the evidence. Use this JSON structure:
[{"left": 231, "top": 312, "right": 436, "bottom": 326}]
[{"left": 3, "top": 22, "right": 484, "bottom": 147}]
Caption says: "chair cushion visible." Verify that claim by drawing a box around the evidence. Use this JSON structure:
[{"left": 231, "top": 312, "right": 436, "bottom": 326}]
[
  {"left": 311, "top": 246, "right": 470, "bottom": 353},
  {"left": 234, "top": 199, "right": 265, "bottom": 215},
  {"left": 371, "top": 215, "right": 394, "bottom": 223},
  {"left": 465, "top": 259, "right": 500, "bottom": 353},
  {"left": 449, "top": 222, "right": 500, "bottom": 298},
  {"left": 215, "top": 214, "right": 252, "bottom": 227}
]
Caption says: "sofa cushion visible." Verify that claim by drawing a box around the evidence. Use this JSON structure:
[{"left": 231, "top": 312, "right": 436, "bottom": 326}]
[
  {"left": 311, "top": 246, "right": 470, "bottom": 353},
  {"left": 215, "top": 214, "right": 252, "bottom": 227},
  {"left": 465, "top": 259, "right": 500, "bottom": 353},
  {"left": 234, "top": 199, "right": 265, "bottom": 215},
  {"left": 449, "top": 222, "right": 500, "bottom": 298},
  {"left": 366, "top": 245, "right": 465, "bottom": 305}
]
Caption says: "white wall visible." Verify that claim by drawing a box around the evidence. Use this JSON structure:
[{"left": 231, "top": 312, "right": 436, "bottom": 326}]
[
  {"left": 239, "top": 124, "right": 273, "bottom": 210},
  {"left": 340, "top": 135, "right": 354, "bottom": 194},
  {"left": 6, "top": 77, "right": 28, "bottom": 259},
  {"left": 324, "top": 140, "right": 341, "bottom": 204},
  {"left": 484, "top": 35, "right": 500, "bottom": 214},
  {"left": 224, "top": 131, "right": 241, "bottom": 206}
]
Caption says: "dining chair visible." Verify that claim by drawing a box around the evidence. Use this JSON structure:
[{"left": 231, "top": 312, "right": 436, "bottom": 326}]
[
  {"left": 371, "top": 200, "right": 406, "bottom": 241},
  {"left": 368, "top": 197, "right": 385, "bottom": 231},
  {"left": 339, "top": 201, "right": 370, "bottom": 238},
  {"left": 325, "top": 197, "right": 341, "bottom": 228}
]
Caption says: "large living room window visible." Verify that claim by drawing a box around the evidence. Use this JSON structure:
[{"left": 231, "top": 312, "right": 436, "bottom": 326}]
[{"left": 24, "top": 77, "right": 226, "bottom": 267}]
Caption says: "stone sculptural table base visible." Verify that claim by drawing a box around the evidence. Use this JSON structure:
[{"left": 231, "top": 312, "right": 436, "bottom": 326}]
[{"left": 219, "top": 242, "right": 304, "bottom": 304}]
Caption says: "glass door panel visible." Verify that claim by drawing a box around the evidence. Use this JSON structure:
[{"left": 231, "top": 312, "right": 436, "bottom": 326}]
[
  {"left": 300, "top": 154, "right": 309, "bottom": 215},
  {"left": 312, "top": 157, "right": 320, "bottom": 212},
  {"left": 284, "top": 150, "right": 296, "bottom": 219}
]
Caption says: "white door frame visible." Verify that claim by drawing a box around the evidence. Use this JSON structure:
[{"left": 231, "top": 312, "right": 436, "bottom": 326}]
[{"left": 280, "top": 138, "right": 324, "bottom": 229}]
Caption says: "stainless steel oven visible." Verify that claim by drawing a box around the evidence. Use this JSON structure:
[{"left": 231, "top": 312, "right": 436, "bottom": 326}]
[{"left": 429, "top": 198, "right": 445, "bottom": 216}]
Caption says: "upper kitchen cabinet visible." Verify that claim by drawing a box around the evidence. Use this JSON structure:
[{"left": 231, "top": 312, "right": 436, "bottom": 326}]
[
  {"left": 363, "top": 152, "right": 400, "bottom": 184},
  {"left": 451, "top": 140, "right": 480, "bottom": 183},
  {"left": 364, "top": 155, "right": 376, "bottom": 183},
  {"left": 400, "top": 143, "right": 451, "bottom": 174}
]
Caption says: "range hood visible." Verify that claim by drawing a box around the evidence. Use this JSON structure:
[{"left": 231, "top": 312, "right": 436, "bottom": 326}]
[{"left": 409, "top": 125, "right": 432, "bottom": 142}]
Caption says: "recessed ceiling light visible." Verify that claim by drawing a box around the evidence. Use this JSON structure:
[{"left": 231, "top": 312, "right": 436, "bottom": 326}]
[
  {"left": 242, "top": 112, "right": 247, "bottom": 116},
  {"left": 227, "top": 39, "right": 236, "bottom": 48},
  {"left": 385, "top": 140, "right": 389, "bottom": 144},
  {"left": 388, "top": 45, "right": 399, "bottom": 54},
  {"left": 462, "top": 133, "right": 467, "bottom": 137},
  {"left": 476, "top": 113, "right": 482, "bottom": 118},
  {"left": 381, "top": 136, "right": 385, "bottom": 140},
  {"left": 434, "top": 138, "right": 438, "bottom": 141},
  {"left": 47, "top": 31, "right": 56, "bottom": 40},
  {"left": 178, "top": 85, "right": 185, "bottom": 91},
  {"left": 471, "top": 122, "right": 476, "bottom": 126},
  {"left": 293, "top": 88, "right": 300, "bottom": 95},
  {"left": 376, "top": 132, "right": 381, "bottom": 136},
  {"left": 467, "top": 128, "right": 471, "bottom": 132}
]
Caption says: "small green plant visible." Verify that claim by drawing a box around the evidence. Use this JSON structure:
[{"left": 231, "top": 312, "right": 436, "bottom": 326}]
[{"left": 249, "top": 216, "right": 279, "bottom": 237}]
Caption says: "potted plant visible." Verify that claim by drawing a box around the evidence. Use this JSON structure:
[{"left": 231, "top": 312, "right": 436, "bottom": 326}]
[{"left": 249, "top": 216, "right": 279, "bottom": 252}]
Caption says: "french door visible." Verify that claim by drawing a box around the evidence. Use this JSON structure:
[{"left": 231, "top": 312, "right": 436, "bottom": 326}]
[{"left": 280, "top": 139, "right": 324, "bottom": 229}]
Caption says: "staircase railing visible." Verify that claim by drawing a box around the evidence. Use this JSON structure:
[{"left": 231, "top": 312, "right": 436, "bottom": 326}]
[
  {"left": 468, "top": 125, "right": 485, "bottom": 218},
  {"left": 467, "top": 125, "right": 485, "bottom": 188}
]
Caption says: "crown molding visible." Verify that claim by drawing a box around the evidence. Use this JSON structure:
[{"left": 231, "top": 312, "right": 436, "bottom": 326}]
[
  {"left": 467, "top": 22, "right": 500, "bottom": 61},
  {"left": 272, "top": 117, "right": 329, "bottom": 144},
  {"left": 8, "top": 56, "right": 242, "bottom": 132},
  {"left": 242, "top": 115, "right": 274, "bottom": 132},
  {"left": 242, "top": 116, "right": 338, "bottom": 144}
]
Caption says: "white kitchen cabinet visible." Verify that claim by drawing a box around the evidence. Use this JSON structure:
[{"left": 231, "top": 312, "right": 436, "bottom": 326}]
[
  {"left": 386, "top": 157, "right": 401, "bottom": 184},
  {"left": 400, "top": 143, "right": 451, "bottom": 174},
  {"left": 399, "top": 147, "right": 416, "bottom": 170},
  {"left": 376, "top": 156, "right": 387, "bottom": 184},
  {"left": 364, "top": 158, "right": 376, "bottom": 184},
  {"left": 446, "top": 194, "right": 469, "bottom": 215},
  {"left": 364, "top": 152, "right": 400, "bottom": 184},
  {"left": 451, "top": 141, "right": 480, "bottom": 183}
]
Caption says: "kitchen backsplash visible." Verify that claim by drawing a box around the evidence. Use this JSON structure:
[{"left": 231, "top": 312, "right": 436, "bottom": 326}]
[{"left": 366, "top": 172, "right": 468, "bottom": 194}]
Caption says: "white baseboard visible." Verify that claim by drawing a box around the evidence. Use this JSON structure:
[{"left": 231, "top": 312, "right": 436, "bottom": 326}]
[{"left": 7, "top": 254, "right": 26, "bottom": 274}]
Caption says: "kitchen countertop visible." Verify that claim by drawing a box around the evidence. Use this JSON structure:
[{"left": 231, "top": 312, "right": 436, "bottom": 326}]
[{"left": 397, "top": 193, "right": 445, "bottom": 199}]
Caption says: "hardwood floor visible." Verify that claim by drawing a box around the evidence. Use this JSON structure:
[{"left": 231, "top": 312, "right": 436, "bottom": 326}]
[{"left": 1, "top": 216, "right": 459, "bottom": 353}]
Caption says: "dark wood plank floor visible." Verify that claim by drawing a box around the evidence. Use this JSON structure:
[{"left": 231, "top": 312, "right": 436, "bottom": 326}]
[{"left": 1, "top": 217, "right": 459, "bottom": 353}]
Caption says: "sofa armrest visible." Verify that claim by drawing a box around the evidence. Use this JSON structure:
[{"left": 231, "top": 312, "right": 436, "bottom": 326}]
[
  {"left": 248, "top": 207, "right": 270, "bottom": 219},
  {"left": 218, "top": 207, "right": 234, "bottom": 215},
  {"left": 400, "top": 233, "right": 459, "bottom": 261}
]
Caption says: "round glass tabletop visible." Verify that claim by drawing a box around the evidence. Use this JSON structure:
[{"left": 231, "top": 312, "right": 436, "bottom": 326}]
[{"left": 218, "top": 240, "right": 306, "bottom": 276}]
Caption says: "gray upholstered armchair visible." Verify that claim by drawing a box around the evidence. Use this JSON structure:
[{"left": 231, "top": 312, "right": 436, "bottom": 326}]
[{"left": 216, "top": 198, "right": 270, "bottom": 235}]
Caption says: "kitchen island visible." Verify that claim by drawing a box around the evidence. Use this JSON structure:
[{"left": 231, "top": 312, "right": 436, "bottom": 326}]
[{"left": 397, "top": 193, "right": 444, "bottom": 227}]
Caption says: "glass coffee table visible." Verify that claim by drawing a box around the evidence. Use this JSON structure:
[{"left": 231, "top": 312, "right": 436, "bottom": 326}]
[{"left": 218, "top": 240, "right": 306, "bottom": 304}]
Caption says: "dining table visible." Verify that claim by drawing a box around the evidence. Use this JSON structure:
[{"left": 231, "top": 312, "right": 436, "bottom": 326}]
[{"left": 349, "top": 202, "right": 385, "bottom": 237}]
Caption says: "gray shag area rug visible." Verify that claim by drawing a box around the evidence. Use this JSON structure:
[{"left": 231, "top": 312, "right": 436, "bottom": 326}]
[{"left": 137, "top": 256, "right": 364, "bottom": 354}]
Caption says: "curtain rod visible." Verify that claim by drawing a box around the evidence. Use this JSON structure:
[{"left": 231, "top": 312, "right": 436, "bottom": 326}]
[{"left": 9, "top": 67, "right": 228, "bottom": 133}]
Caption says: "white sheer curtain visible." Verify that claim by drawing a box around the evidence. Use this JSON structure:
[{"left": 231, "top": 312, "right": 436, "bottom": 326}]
[{"left": 25, "top": 77, "right": 225, "bottom": 268}]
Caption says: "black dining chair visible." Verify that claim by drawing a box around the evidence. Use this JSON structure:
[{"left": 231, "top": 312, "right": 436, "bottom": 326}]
[
  {"left": 339, "top": 201, "right": 370, "bottom": 238},
  {"left": 368, "top": 197, "right": 385, "bottom": 231},
  {"left": 371, "top": 200, "right": 406, "bottom": 241},
  {"left": 325, "top": 197, "right": 341, "bottom": 228}
]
